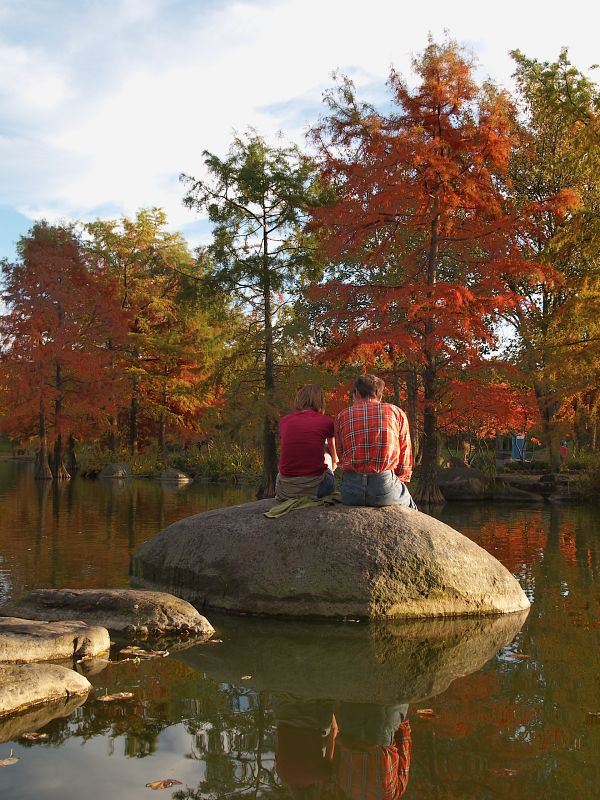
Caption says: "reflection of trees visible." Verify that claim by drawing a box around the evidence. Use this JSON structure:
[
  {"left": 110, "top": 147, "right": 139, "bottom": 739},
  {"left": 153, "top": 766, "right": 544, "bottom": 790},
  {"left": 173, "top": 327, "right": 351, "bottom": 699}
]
[
  {"left": 408, "top": 503, "right": 600, "bottom": 798},
  {"left": 0, "top": 464, "right": 255, "bottom": 597},
  {"left": 178, "top": 689, "right": 287, "bottom": 800}
]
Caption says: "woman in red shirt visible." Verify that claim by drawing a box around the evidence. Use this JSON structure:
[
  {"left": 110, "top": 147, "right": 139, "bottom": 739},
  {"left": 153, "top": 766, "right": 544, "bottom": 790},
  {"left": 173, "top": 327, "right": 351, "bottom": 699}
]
[{"left": 276, "top": 384, "right": 338, "bottom": 501}]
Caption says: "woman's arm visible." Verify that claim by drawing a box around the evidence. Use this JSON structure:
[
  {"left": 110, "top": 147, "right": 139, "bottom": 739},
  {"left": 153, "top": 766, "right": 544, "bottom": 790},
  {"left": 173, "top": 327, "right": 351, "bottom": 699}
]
[{"left": 327, "top": 436, "right": 338, "bottom": 471}]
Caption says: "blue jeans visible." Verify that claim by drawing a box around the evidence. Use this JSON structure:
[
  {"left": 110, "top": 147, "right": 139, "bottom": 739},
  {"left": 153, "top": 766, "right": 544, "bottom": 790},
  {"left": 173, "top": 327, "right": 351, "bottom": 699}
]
[
  {"left": 340, "top": 470, "right": 417, "bottom": 509},
  {"left": 317, "top": 468, "right": 336, "bottom": 498}
]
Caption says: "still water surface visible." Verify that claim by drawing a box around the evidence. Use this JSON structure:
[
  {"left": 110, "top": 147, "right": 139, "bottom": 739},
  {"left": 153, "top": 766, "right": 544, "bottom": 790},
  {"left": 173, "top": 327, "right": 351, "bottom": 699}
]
[{"left": 1, "top": 461, "right": 600, "bottom": 799}]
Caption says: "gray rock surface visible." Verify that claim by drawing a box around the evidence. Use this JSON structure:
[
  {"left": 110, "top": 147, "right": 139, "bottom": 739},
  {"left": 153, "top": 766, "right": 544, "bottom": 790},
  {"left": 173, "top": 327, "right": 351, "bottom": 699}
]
[
  {"left": 0, "top": 693, "right": 87, "bottom": 742},
  {"left": 438, "top": 464, "right": 491, "bottom": 500},
  {"left": 0, "top": 589, "right": 214, "bottom": 637},
  {"left": 159, "top": 468, "right": 192, "bottom": 482},
  {"left": 99, "top": 463, "right": 131, "bottom": 478},
  {"left": 176, "top": 610, "right": 528, "bottom": 704},
  {"left": 0, "top": 663, "right": 91, "bottom": 718},
  {"left": 131, "top": 499, "right": 530, "bottom": 619},
  {"left": 0, "top": 618, "right": 110, "bottom": 663}
]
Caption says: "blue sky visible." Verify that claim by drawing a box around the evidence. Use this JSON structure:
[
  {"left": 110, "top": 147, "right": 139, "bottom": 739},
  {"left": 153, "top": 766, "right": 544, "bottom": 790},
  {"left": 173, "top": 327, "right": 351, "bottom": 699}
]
[{"left": 0, "top": 0, "right": 597, "bottom": 260}]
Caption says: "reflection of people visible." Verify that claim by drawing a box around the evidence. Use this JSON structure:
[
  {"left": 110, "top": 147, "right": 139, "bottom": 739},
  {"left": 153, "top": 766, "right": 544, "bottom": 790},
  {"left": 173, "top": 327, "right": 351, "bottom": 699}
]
[
  {"left": 276, "top": 385, "right": 338, "bottom": 501},
  {"left": 333, "top": 702, "right": 412, "bottom": 800},
  {"left": 272, "top": 694, "right": 337, "bottom": 798},
  {"left": 560, "top": 439, "right": 568, "bottom": 462},
  {"left": 335, "top": 374, "right": 416, "bottom": 509}
]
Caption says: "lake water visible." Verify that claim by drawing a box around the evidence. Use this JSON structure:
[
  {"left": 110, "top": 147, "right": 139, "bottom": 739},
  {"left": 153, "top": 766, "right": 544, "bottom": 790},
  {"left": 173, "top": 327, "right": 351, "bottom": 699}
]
[{"left": 1, "top": 460, "right": 600, "bottom": 799}]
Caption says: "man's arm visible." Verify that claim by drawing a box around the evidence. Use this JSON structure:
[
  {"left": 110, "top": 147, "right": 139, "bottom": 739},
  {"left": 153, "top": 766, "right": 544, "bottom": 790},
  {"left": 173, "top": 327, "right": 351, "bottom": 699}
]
[{"left": 395, "top": 410, "right": 413, "bottom": 482}]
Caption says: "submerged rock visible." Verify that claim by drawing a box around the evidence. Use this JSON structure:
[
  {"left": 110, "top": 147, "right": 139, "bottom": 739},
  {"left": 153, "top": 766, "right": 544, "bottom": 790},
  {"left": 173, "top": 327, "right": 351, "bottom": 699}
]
[
  {"left": 176, "top": 610, "right": 528, "bottom": 705},
  {"left": 0, "top": 618, "right": 110, "bottom": 663},
  {"left": 131, "top": 499, "right": 530, "bottom": 619},
  {"left": 99, "top": 463, "right": 131, "bottom": 479},
  {"left": 158, "top": 468, "right": 192, "bottom": 483},
  {"left": 0, "top": 663, "right": 91, "bottom": 718},
  {"left": 438, "top": 464, "right": 491, "bottom": 500},
  {"left": 0, "top": 589, "right": 214, "bottom": 638}
]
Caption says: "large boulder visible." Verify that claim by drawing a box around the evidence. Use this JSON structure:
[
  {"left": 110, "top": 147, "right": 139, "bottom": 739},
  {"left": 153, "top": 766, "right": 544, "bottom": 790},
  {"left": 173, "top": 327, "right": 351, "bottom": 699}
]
[
  {"left": 0, "top": 589, "right": 214, "bottom": 638},
  {"left": 175, "top": 610, "right": 528, "bottom": 705},
  {"left": 130, "top": 500, "right": 530, "bottom": 619},
  {"left": 0, "top": 663, "right": 91, "bottom": 718},
  {"left": 0, "top": 618, "right": 110, "bottom": 663},
  {"left": 438, "top": 464, "right": 491, "bottom": 500}
]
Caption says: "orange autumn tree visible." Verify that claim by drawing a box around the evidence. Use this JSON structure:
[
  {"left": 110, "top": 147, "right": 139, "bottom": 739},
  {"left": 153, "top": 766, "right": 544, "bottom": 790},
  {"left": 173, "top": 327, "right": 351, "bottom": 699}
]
[
  {"left": 308, "top": 38, "right": 547, "bottom": 504},
  {"left": 439, "top": 372, "right": 540, "bottom": 464},
  {"left": 0, "top": 222, "right": 127, "bottom": 478}
]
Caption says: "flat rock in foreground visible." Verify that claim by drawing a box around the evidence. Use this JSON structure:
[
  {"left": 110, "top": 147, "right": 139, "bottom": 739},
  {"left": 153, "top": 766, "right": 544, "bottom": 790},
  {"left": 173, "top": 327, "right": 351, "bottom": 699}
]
[
  {"left": 131, "top": 500, "right": 530, "bottom": 619},
  {"left": 0, "top": 589, "right": 214, "bottom": 637},
  {"left": 0, "top": 618, "right": 110, "bottom": 663},
  {"left": 0, "top": 663, "right": 91, "bottom": 718}
]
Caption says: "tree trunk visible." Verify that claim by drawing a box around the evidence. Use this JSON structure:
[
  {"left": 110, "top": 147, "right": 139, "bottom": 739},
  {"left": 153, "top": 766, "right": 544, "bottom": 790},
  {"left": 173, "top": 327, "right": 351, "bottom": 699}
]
[
  {"left": 158, "top": 413, "right": 167, "bottom": 464},
  {"left": 392, "top": 360, "right": 401, "bottom": 406},
  {"left": 51, "top": 364, "right": 70, "bottom": 479},
  {"left": 129, "top": 380, "right": 138, "bottom": 457},
  {"left": 108, "top": 416, "right": 118, "bottom": 454},
  {"left": 35, "top": 399, "right": 53, "bottom": 480},
  {"left": 257, "top": 209, "right": 277, "bottom": 499},
  {"left": 406, "top": 367, "right": 419, "bottom": 462},
  {"left": 413, "top": 194, "right": 445, "bottom": 506},
  {"left": 66, "top": 434, "right": 78, "bottom": 474},
  {"left": 52, "top": 434, "right": 71, "bottom": 480},
  {"left": 534, "top": 383, "right": 561, "bottom": 471},
  {"left": 414, "top": 365, "right": 445, "bottom": 506}
]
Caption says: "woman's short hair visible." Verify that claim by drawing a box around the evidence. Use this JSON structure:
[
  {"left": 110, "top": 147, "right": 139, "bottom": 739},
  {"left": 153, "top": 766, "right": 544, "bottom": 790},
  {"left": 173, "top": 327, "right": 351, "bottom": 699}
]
[
  {"left": 353, "top": 374, "right": 385, "bottom": 402},
  {"left": 295, "top": 384, "right": 325, "bottom": 413}
]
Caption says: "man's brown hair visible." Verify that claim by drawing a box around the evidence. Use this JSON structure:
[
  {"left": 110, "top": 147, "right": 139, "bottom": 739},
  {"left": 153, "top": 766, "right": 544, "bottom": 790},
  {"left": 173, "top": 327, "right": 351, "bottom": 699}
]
[
  {"left": 295, "top": 384, "right": 325, "bottom": 413},
  {"left": 353, "top": 374, "right": 385, "bottom": 402}
]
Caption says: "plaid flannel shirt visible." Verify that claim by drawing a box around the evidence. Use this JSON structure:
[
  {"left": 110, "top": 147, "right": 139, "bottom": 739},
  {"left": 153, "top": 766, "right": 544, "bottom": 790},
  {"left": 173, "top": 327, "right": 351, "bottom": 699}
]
[
  {"left": 335, "top": 401, "right": 413, "bottom": 482},
  {"left": 335, "top": 720, "right": 412, "bottom": 800}
]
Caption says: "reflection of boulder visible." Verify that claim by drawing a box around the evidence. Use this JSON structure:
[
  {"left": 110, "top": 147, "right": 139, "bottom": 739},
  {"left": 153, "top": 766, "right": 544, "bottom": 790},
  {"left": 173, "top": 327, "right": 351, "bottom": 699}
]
[
  {"left": 174, "top": 610, "right": 528, "bottom": 705},
  {"left": 0, "top": 617, "right": 110, "bottom": 663},
  {"left": 131, "top": 500, "right": 530, "bottom": 619},
  {"left": 438, "top": 465, "right": 490, "bottom": 500},
  {"left": 1, "top": 589, "right": 214, "bottom": 638},
  {"left": 0, "top": 693, "right": 86, "bottom": 743},
  {"left": 0, "top": 663, "right": 91, "bottom": 718}
]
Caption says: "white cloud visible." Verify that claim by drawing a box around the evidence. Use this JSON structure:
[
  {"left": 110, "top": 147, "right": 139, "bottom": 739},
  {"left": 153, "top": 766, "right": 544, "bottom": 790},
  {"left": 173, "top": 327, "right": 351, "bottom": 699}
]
[{"left": 0, "top": 0, "right": 597, "bottom": 245}]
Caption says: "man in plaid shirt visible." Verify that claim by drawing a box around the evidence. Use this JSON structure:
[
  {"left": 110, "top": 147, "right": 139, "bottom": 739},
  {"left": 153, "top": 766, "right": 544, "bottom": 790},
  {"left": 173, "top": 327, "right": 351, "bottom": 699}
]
[{"left": 335, "top": 374, "right": 417, "bottom": 509}]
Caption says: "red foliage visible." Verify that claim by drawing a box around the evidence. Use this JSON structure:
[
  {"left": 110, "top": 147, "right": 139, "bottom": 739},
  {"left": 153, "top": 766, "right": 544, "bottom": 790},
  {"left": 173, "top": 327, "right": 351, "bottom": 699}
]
[{"left": 0, "top": 222, "right": 128, "bottom": 447}]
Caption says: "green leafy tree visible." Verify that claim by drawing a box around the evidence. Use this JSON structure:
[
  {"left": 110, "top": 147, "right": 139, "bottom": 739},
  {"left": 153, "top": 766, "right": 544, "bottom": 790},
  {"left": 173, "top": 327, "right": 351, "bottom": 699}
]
[
  {"left": 506, "top": 49, "right": 600, "bottom": 466},
  {"left": 181, "top": 133, "right": 320, "bottom": 497},
  {"left": 86, "top": 208, "right": 216, "bottom": 456}
]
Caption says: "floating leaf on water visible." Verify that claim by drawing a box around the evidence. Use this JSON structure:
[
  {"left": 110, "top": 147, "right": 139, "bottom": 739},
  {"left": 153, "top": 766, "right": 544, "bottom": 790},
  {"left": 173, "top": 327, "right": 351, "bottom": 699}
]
[
  {"left": 416, "top": 708, "right": 438, "bottom": 719},
  {"left": 0, "top": 750, "right": 19, "bottom": 767},
  {"left": 97, "top": 691, "right": 134, "bottom": 702},
  {"left": 145, "top": 779, "right": 183, "bottom": 790},
  {"left": 512, "top": 653, "right": 531, "bottom": 659},
  {"left": 587, "top": 711, "right": 600, "bottom": 718},
  {"left": 205, "top": 639, "right": 223, "bottom": 644},
  {"left": 119, "top": 647, "right": 169, "bottom": 659},
  {"left": 240, "top": 675, "right": 252, "bottom": 680},
  {"left": 20, "top": 732, "right": 49, "bottom": 741},
  {"left": 490, "top": 768, "right": 518, "bottom": 777}
]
